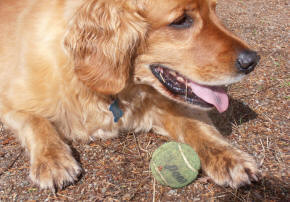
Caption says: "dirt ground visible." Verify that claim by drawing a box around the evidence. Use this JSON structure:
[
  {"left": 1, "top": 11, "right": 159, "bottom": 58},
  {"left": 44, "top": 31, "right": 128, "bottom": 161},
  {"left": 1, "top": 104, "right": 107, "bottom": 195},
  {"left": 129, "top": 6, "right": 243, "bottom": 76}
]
[{"left": 0, "top": 0, "right": 289, "bottom": 201}]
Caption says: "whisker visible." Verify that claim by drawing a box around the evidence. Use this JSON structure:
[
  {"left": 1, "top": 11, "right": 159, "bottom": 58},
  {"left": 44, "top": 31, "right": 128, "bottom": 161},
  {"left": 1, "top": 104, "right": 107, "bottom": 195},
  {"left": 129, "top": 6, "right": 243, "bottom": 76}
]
[
  {"left": 159, "top": 72, "right": 166, "bottom": 83},
  {"left": 185, "top": 79, "right": 188, "bottom": 100}
]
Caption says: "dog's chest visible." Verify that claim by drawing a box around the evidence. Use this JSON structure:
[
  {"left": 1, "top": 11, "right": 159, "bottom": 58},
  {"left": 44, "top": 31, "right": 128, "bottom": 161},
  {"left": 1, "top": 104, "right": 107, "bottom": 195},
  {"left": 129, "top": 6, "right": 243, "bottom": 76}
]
[{"left": 57, "top": 92, "right": 156, "bottom": 141}]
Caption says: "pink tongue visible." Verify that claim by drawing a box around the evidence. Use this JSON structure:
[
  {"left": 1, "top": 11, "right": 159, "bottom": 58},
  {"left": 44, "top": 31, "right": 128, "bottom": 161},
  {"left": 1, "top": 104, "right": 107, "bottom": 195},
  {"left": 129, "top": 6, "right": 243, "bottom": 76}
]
[{"left": 189, "top": 82, "right": 229, "bottom": 113}]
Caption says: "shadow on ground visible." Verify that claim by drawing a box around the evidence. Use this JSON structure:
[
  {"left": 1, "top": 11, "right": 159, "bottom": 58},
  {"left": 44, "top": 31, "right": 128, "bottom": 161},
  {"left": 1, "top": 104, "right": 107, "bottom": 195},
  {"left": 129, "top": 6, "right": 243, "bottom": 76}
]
[
  {"left": 209, "top": 97, "right": 258, "bottom": 136},
  {"left": 219, "top": 175, "right": 289, "bottom": 201}
]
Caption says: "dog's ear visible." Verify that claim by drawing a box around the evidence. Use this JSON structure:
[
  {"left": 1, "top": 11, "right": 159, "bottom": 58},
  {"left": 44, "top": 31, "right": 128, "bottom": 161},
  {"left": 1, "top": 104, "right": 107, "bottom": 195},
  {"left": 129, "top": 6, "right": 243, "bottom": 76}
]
[{"left": 64, "top": 0, "right": 147, "bottom": 94}]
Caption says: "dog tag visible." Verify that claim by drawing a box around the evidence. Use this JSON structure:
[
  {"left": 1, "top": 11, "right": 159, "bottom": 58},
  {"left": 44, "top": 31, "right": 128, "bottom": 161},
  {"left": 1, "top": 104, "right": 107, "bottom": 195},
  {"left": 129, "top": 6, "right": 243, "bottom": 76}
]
[{"left": 109, "top": 100, "right": 123, "bottom": 123}]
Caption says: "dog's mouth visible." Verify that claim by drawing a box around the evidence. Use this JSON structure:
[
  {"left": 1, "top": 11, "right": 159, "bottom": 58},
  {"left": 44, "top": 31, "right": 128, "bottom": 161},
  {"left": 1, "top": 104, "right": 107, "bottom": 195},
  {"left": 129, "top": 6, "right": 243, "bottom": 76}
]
[{"left": 150, "top": 64, "right": 229, "bottom": 113}]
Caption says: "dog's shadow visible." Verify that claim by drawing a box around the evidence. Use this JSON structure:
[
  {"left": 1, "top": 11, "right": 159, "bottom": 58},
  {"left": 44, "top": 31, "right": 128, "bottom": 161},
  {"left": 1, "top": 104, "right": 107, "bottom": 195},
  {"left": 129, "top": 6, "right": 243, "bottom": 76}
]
[
  {"left": 222, "top": 175, "right": 288, "bottom": 201},
  {"left": 208, "top": 97, "right": 258, "bottom": 136}
]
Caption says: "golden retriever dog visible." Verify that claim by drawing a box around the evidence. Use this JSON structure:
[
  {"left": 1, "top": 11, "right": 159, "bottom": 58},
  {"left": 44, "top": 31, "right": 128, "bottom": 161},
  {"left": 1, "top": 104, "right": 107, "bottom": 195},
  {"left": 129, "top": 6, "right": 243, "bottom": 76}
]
[{"left": 0, "top": 0, "right": 260, "bottom": 190}]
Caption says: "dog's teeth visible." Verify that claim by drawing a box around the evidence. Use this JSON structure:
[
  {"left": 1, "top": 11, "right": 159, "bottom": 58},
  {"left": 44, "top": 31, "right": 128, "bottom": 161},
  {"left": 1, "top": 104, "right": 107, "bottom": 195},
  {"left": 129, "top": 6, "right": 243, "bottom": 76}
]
[
  {"left": 177, "top": 76, "right": 185, "bottom": 83},
  {"left": 169, "top": 71, "right": 177, "bottom": 77}
]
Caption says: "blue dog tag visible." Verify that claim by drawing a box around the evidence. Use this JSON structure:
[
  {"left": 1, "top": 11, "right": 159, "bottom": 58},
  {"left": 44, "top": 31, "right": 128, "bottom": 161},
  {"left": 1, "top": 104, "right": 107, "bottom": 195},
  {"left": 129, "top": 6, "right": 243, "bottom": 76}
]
[{"left": 109, "top": 100, "right": 123, "bottom": 123}]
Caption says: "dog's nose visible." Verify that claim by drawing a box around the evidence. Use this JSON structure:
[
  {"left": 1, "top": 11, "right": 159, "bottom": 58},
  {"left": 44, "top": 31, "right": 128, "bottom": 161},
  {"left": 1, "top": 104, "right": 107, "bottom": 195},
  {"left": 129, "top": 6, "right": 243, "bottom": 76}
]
[{"left": 235, "top": 50, "right": 260, "bottom": 74}]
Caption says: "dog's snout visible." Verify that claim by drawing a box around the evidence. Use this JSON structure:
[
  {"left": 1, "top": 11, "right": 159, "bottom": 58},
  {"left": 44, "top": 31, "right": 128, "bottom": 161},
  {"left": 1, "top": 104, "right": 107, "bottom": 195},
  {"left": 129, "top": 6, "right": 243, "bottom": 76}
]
[{"left": 235, "top": 50, "right": 260, "bottom": 74}]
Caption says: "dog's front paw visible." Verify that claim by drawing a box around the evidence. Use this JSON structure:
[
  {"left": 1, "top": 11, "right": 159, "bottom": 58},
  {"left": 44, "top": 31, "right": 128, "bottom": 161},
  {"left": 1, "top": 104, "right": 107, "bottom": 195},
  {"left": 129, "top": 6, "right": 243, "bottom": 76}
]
[
  {"left": 203, "top": 148, "right": 260, "bottom": 188},
  {"left": 29, "top": 145, "right": 82, "bottom": 190}
]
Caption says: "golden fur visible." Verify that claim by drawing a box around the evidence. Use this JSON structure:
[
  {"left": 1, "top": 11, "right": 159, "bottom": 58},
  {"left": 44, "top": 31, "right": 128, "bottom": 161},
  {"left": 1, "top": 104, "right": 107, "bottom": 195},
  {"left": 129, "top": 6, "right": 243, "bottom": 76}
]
[{"left": 0, "top": 0, "right": 260, "bottom": 190}]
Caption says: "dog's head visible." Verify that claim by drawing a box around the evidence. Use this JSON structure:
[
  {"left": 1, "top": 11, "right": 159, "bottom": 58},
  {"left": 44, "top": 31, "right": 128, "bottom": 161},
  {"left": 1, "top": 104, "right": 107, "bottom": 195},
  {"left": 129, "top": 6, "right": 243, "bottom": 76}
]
[{"left": 64, "top": 0, "right": 259, "bottom": 112}]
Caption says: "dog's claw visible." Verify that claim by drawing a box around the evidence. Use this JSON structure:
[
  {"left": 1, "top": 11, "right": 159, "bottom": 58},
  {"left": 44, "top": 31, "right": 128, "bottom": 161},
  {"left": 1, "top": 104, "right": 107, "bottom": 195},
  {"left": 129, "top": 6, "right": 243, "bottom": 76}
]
[{"left": 202, "top": 148, "right": 260, "bottom": 189}]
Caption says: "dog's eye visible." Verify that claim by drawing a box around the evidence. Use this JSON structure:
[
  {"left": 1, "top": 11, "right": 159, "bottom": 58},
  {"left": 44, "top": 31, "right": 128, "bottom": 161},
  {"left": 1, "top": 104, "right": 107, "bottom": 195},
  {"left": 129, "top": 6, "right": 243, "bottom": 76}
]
[{"left": 169, "top": 14, "right": 193, "bottom": 29}]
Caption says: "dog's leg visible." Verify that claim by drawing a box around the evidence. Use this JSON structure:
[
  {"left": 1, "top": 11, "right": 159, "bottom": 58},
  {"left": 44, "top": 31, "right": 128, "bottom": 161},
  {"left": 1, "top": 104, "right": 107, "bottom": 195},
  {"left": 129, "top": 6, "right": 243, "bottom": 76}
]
[
  {"left": 2, "top": 111, "right": 81, "bottom": 190},
  {"left": 156, "top": 110, "right": 260, "bottom": 188}
]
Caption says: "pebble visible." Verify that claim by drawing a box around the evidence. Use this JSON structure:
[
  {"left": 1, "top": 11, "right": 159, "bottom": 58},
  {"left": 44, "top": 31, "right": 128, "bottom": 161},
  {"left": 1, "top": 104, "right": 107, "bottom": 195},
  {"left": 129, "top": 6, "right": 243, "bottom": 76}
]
[
  {"left": 168, "top": 189, "right": 177, "bottom": 195},
  {"left": 101, "top": 187, "right": 107, "bottom": 194}
]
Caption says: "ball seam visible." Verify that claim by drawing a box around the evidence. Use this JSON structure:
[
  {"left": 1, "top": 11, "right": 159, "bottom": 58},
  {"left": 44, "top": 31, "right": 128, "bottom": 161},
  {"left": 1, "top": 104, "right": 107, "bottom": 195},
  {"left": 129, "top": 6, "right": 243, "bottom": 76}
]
[
  {"left": 178, "top": 144, "right": 197, "bottom": 173},
  {"left": 152, "top": 162, "right": 169, "bottom": 185}
]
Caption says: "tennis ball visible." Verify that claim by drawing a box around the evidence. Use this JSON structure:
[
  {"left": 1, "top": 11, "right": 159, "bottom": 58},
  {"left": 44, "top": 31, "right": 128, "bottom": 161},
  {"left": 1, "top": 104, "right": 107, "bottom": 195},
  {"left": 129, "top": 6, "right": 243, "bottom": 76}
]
[{"left": 150, "top": 142, "right": 200, "bottom": 188}]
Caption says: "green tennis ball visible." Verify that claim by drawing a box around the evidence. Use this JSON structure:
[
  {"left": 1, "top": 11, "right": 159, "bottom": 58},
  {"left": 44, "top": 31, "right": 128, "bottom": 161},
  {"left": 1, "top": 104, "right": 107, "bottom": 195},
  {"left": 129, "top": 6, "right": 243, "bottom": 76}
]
[{"left": 150, "top": 142, "right": 200, "bottom": 188}]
